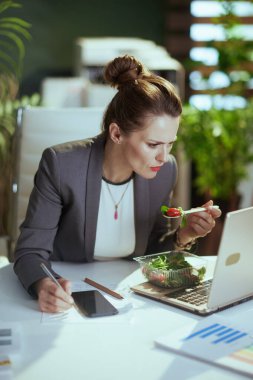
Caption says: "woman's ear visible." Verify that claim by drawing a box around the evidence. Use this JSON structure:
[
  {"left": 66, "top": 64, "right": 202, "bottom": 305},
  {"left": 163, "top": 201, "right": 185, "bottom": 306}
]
[{"left": 109, "top": 123, "right": 122, "bottom": 144}]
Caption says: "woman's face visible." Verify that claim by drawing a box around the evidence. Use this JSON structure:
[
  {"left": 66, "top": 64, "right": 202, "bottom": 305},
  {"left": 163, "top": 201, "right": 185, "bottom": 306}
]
[{"left": 120, "top": 114, "right": 180, "bottom": 179}]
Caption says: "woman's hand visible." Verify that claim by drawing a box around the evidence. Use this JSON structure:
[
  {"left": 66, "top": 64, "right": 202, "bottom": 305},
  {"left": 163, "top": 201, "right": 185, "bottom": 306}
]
[
  {"left": 35, "top": 277, "right": 74, "bottom": 313},
  {"left": 177, "top": 200, "right": 222, "bottom": 246}
]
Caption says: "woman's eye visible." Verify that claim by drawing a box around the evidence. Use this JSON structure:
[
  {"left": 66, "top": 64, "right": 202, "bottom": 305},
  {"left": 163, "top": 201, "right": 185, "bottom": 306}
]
[{"left": 148, "top": 143, "right": 158, "bottom": 149}]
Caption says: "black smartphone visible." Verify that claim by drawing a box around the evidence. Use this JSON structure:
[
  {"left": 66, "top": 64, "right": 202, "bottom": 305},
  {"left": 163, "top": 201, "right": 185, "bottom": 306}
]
[{"left": 72, "top": 290, "right": 118, "bottom": 317}]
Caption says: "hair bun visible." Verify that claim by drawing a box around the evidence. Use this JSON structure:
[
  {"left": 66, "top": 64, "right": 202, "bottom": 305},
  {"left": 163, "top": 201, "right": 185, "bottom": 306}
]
[{"left": 104, "top": 55, "right": 147, "bottom": 89}]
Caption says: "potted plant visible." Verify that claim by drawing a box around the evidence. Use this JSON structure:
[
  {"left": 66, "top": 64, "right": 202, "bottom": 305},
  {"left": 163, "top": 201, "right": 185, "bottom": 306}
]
[
  {"left": 176, "top": 1, "right": 253, "bottom": 253},
  {"left": 178, "top": 103, "right": 253, "bottom": 211},
  {"left": 179, "top": 0, "right": 253, "bottom": 209},
  {"left": 0, "top": 0, "right": 40, "bottom": 236}
]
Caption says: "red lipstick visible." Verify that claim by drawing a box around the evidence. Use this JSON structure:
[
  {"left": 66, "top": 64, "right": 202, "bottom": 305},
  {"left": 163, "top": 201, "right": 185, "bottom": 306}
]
[{"left": 150, "top": 166, "right": 161, "bottom": 172}]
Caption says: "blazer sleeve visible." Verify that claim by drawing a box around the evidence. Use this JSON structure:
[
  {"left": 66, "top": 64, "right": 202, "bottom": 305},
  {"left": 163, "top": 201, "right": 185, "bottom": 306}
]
[
  {"left": 145, "top": 155, "right": 178, "bottom": 254},
  {"left": 13, "top": 147, "right": 63, "bottom": 294}
]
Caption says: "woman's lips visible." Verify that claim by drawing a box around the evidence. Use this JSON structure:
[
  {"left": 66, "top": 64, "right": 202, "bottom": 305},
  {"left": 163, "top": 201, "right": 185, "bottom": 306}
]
[{"left": 150, "top": 166, "right": 161, "bottom": 172}]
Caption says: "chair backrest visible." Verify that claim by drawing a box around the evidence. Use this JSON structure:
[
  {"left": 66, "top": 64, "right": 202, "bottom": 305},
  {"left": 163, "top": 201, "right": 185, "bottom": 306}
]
[{"left": 8, "top": 106, "right": 104, "bottom": 260}]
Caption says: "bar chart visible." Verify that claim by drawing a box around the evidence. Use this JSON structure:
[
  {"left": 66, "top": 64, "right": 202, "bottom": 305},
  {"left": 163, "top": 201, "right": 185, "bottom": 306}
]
[
  {"left": 183, "top": 322, "right": 248, "bottom": 345},
  {"left": 155, "top": 314, "right": 253, "bottom": 370}
]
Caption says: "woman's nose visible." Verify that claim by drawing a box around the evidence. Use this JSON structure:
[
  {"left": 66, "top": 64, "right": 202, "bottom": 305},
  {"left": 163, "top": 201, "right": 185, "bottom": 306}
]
[{"left": 156, "top": 145, "right": 168, "bottom": 162}]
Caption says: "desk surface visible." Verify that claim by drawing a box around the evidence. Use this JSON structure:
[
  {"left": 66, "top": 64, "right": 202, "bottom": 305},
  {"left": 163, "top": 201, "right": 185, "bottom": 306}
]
[{"left": 1, "top": 257, "right": 253, "bottom": 380}]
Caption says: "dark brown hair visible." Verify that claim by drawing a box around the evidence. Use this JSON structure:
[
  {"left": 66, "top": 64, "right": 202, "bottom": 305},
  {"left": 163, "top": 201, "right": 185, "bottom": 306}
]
[{"left": 102, "top": 55, "right": 182, "bottom": 136}]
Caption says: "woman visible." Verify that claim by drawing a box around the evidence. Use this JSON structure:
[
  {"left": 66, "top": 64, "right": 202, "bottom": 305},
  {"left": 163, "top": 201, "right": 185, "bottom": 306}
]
[{"left": 14, "top": 55, "right": 221, "bottom": 313}]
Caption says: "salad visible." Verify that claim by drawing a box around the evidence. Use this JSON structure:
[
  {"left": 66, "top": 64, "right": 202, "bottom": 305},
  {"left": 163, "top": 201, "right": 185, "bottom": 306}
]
[{"left": 141, "top": 252, "right": 206, "bottom": 288}]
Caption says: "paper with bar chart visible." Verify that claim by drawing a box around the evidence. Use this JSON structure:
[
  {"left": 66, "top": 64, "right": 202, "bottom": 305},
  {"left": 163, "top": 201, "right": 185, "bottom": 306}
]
[{"left": 155, "top": 314, "right": 253, "bottom": 377}]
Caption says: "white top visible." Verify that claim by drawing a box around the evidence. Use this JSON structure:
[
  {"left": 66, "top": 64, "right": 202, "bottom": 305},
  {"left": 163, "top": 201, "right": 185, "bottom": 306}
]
[{"left": 94, "top": 178, "right": 135, "bottom": 260}]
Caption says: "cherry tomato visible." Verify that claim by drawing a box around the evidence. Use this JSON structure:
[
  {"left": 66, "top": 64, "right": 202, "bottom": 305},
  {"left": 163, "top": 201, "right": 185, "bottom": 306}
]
[{"left": 166, "top": 208, "right": 181, "bottom": 217}]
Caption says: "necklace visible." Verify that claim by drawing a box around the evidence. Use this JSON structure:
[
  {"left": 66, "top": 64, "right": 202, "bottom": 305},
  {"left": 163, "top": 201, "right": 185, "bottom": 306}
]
[{"left": 104, "top": 180, "right": 131, "bottom": 220}]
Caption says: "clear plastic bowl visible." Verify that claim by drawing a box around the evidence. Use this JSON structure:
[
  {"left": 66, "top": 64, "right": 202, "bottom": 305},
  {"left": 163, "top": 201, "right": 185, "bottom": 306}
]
[{"left": 134, "top": 251, "right": 207, "bottom": 288}]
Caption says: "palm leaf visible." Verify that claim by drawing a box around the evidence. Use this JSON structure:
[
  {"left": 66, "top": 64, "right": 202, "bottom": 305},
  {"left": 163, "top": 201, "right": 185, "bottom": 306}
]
[
  {"left": 0, "top": 1, "right": 34, "bottom": 234},
  {"left": 0, "top": 50, "right": 19, "bottom": 72},
  {"left": 0, "top": 23, "right": 31, "bottom": 40},
  {"left": 0, "top": 1, "right": 31, "bottom": 84},
  {"left": 0, "top": 17, "right": 31, "bottom": 40},
  {"left": 0, "top": 17, "right": 31, "bottom": 28},
  {"left": 0, "top": 30, "right": 26, "bottom": 60},
  {"left": 0, "top": 1, "right": 21, "bottom": 13}
]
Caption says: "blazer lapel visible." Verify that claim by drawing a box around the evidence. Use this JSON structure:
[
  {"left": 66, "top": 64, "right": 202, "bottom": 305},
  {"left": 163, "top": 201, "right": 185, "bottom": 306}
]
[
  {"left": 84, "top": 134, "right": 105, "bottom": 260},
  {"left": 133, "top": 174, "right": 150, "bottom": 256}
]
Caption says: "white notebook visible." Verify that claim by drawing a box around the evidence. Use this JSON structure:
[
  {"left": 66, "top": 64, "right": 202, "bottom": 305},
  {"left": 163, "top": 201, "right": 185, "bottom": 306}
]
[{"left": 155, "top": 313, "right": 253, "bottom": 378}]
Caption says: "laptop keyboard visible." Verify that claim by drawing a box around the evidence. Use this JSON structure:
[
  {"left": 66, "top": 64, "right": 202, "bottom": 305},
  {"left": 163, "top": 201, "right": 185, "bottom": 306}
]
[{"left": 167, "top": 279, "right": 212, "bottom": 306}]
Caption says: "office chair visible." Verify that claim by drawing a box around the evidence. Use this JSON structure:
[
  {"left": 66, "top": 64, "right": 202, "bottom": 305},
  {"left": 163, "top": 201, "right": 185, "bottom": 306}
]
[{"left": 8, "top": 106, "right": 104, "bottom": 261}]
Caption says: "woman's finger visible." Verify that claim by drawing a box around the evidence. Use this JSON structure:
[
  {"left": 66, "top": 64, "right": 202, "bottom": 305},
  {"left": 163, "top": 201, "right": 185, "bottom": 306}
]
[{"left": 38, "top": 278, "right": 73, "bottom": 313}]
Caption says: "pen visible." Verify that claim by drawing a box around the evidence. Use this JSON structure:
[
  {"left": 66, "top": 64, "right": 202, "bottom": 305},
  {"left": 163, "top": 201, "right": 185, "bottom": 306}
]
[
  {"left": 40, "top": 263, "right": 77, "bottom": 309},
  {"left": 83, "top": 277, "right": 124, "bottom": 300},
  {"left": 40, "top": 263, "right": 63, "bottom": 288}
]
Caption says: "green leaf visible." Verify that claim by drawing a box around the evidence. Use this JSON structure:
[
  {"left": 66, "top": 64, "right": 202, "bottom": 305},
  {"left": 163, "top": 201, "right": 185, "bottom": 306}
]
[
  {"left": 0, "top": 30, "right": 26, "bottom": 59},
  {"left": 180, "top": 215, "right": 187, "bottom": 228},
  {"left": 0, "top": 17, "right": 31, "bottom": 28},
  {"left": 161, "top": 205, "right": 168, "bottom": 214},
  {"left": 0, "top": 50, "right": 19, "bottom": 72},
  {"left": 0, "top": 22, "right": 31, "bottom": 40},
  {"left": 0, "top": 2, "right": 21, "bottom": 14}
]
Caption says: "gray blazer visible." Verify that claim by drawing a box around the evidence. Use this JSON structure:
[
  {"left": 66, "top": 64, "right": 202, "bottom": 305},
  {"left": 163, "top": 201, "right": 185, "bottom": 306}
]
[{"left": 14, "top": 133, "right": 178, "bottom": 293}]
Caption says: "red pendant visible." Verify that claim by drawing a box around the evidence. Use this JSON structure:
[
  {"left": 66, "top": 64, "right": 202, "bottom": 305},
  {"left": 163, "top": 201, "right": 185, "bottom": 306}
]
[{"left": 114, "top": 209, "right": 118, "bottom": 220}]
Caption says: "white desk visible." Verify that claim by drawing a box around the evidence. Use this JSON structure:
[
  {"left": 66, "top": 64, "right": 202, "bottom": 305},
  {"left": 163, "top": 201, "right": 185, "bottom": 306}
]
[{"left": 1, "top": 258, "right": 253, "bottom": 380}]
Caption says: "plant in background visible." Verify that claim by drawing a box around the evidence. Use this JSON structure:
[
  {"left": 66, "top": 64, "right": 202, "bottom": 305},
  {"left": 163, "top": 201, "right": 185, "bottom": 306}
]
[
  {"left": 178, "top": 0, "right": 253, "bottom": 212},
  {"left": 1, "top": 0, "right": 31, "bottom": 158},
  {"left": 0, "top": 0, "right": 40, "bottom": 235},
  {"left": 178, "top": 103, "right": 253, "bottom": 207},
  {"left": 207, "top": 0, "right": 253, "bottom": 98}
]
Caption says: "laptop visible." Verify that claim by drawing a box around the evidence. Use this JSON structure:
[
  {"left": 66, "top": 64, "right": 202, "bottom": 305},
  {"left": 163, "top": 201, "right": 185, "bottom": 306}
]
[{"left": 131, "top": 207, "right": 253, "bottom": 315}]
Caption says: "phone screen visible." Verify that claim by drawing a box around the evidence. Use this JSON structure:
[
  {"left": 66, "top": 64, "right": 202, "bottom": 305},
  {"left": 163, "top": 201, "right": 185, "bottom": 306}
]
[{"left": 72, "top": 290, "right": 118, "bottom": 317}]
